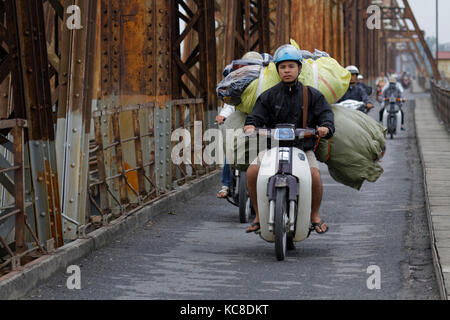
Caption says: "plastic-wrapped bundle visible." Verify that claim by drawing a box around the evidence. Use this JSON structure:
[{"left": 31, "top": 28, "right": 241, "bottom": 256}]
[
  {"left": 222, "top": 54, "right": 272, "bottom": 78},
  {"left": 315, "top": 105, "right": 387, "bottom": 190},
  {"left": 216, "top": 65, "right": 263, "bottom": 106},
  {"left": 301, "top": 49, "right": 330, "bottom": 60}
]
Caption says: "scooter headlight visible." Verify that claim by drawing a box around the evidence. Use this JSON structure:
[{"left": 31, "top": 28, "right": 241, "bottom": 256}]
[{"left": 274, "top": 128, "right": 295, "bottom": 141}]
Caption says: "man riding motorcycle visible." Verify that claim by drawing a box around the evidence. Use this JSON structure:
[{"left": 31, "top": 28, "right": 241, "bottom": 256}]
[
  {"left": 216, "top": 52, "right": 264, "bottom": 198},
  {"left": 357, "top": 74, "right": 372, "bottom": 96},
  {"left": 337, "top": 66, "right": 374, "bottom": 111},
  {"left": 379, "top": 74, "right": 406, "bottom": 131},
  {"left": 243, "top": 44, "right": 335, "bottom": 235}
]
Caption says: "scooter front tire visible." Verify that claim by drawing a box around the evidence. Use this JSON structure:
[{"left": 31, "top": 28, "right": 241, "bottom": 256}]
[{"left": 275, "top": 188, "right": 288, "bottom": 261}]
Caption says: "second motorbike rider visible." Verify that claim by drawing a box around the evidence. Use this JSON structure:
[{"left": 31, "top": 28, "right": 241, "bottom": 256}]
[{"left": 243, "top": 44, "right": 335, "bottom": 235}]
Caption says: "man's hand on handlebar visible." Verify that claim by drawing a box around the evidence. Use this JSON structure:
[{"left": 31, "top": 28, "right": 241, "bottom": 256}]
[
  {"left": 317, "top": 127, "right": 329, "bottom": 138},
  {"left": 216, "top": 115, "right": 226, "bottom": 125},
  {"left": 244, "top": 125, "right": 256, "bottom": 135},
  {"left": 366, "top": 103, "right": 374, "bottom": 110}
]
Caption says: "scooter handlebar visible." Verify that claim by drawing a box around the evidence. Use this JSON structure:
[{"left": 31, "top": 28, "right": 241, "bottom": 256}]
[{"left": 244, "top": 128, "right": 318, "bottom": 139}]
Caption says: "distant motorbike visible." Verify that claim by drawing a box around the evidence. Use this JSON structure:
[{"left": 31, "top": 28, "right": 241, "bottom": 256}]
[
  {"left": 334, "top": 99, "right": 370, "bottom": 114},
  {"left": 382, "top": 97, "right": 406, "bottom": 139},
  {"left": 401, "top": 76, "right": 411, "bottom": 90}
]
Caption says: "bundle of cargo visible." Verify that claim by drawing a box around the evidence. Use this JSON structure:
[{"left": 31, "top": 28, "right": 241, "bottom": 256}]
[
  {"left": 217, "top": 40, "right": 351, "bottom": 114},
  {"left": 218, "top": 41, "right": 386, "bottom": 189},
  {"left": 314, "top": 105, "right": 387, "bottom": 190}
]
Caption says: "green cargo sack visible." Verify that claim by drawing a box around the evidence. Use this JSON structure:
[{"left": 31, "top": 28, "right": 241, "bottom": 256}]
[{"left": 315, "top": 105, "right": 387, "bottom": 190}]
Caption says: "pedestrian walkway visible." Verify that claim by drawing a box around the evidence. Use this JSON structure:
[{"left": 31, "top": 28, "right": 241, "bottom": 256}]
[{"left": 414, "top": 82, "right": 450, "bottom": 300}]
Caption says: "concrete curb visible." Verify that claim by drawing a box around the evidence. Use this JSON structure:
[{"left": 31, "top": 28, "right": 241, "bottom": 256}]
[
  {"left": 414, "top": 96, "right": 450, "bottom": 300},
  {"left": 0, "top": 171, "right": 220, "bottom": 300}
]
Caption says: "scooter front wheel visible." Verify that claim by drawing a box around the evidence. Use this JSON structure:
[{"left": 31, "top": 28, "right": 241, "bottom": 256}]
[{"left": 274, "top": 188, "right": 288, "bottom": 261}]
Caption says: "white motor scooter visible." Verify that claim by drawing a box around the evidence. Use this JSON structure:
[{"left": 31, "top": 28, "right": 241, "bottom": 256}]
[
  {"left": 250, "top": 124, "right": 316, "bottom": 261},
  {"left": 382, "top": 97, "right": 406, "bottom": 139}
]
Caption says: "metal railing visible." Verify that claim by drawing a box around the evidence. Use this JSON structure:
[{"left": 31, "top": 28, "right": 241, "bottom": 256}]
[
  {"left": 0, "top": 99, "right": 217, "bottom": 276},
  {"left": 431, "top": 81, "right": 450, "bottom": 125}
]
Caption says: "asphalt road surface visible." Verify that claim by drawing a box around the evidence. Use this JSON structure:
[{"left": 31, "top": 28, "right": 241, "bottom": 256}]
[{"left": 23, "top": 90, "right": 439, "bottom": 300}]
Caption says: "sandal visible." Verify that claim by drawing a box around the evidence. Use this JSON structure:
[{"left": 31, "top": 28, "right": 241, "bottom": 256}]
[
  {"left": 308, "top": 220, "right": 329, "bottom": 236},
  {"left": 246, "top": 222, "right": 261, "bottom": 234},
  {"left": 217, "top": 186, "right": 229, "bottom": 198}
]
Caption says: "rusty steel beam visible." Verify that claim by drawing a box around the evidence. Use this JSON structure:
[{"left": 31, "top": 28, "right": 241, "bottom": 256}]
[
  {"left": 171, "top": 0, "right": 217, "bottom": 111},
  {"left": 400, "top": 0, "right": 440, "bottom": 79},
  {"left": 15, "top": 0, "right": 64, "bottom": 247},
  {"left": 55, "top": 0, "right": 98, "bottom": 240},
  {"left": 273, "top": 0, "right": 291, "bottom": 49},
  {"left": 224, "top": 0, "right": 271, "bottom": 63}
]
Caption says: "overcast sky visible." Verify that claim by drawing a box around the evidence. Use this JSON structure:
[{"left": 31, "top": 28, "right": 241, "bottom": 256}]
[{"left": 408, "top": 0, "right": 450, "bottom": 43}]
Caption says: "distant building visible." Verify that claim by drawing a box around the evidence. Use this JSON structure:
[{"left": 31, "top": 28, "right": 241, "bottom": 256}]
[{"left": 437, "top": 51, "right": 450, "bottom": 81}]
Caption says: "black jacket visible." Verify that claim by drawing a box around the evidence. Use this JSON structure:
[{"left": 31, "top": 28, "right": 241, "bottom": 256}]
[
  {"left": 338, "top": 84, "right": 373, "bottom": 105},
  {"left": 245, "top": 82, "right": 335, "bottom": 151},
  {"left": 357, "top": 82, "right": 373, "bottom": 96}
]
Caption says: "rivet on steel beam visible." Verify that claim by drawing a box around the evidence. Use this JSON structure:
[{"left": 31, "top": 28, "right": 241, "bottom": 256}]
[
  {"left": 73, "top": 128, "right": 78, "bottom": 133},
  {"left": 70, "top": 199, "right": 75, "bottom": 203},
  {"left": 38, "top": 177, "right": 44, "bottom": 182},
  {"left": 40, "top": 212, "right": 46, "bottom": 217},
  {"left": 71, "top": 163, "right": 76, "bottom": 168}
]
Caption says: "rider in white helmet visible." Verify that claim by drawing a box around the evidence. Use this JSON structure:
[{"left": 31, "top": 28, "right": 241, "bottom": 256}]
[
  {"left": 380, "top": 74, "right": 406, "bottom": 131},
  {"left": 356, "top": 74, "right": 372, "bottom": 96},
  {"left": 338, "top": 66, "right": 374, "bottom": 110}
]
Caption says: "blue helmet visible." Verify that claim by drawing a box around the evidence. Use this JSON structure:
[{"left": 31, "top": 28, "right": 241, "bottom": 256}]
[{"left": 273, "top": 44, "right": 303, "bottom": 67}]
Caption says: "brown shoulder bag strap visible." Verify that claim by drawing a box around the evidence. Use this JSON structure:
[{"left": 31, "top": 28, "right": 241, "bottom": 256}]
[{"left": 302, "top": 85, "right": 309, "bottom": 129}]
